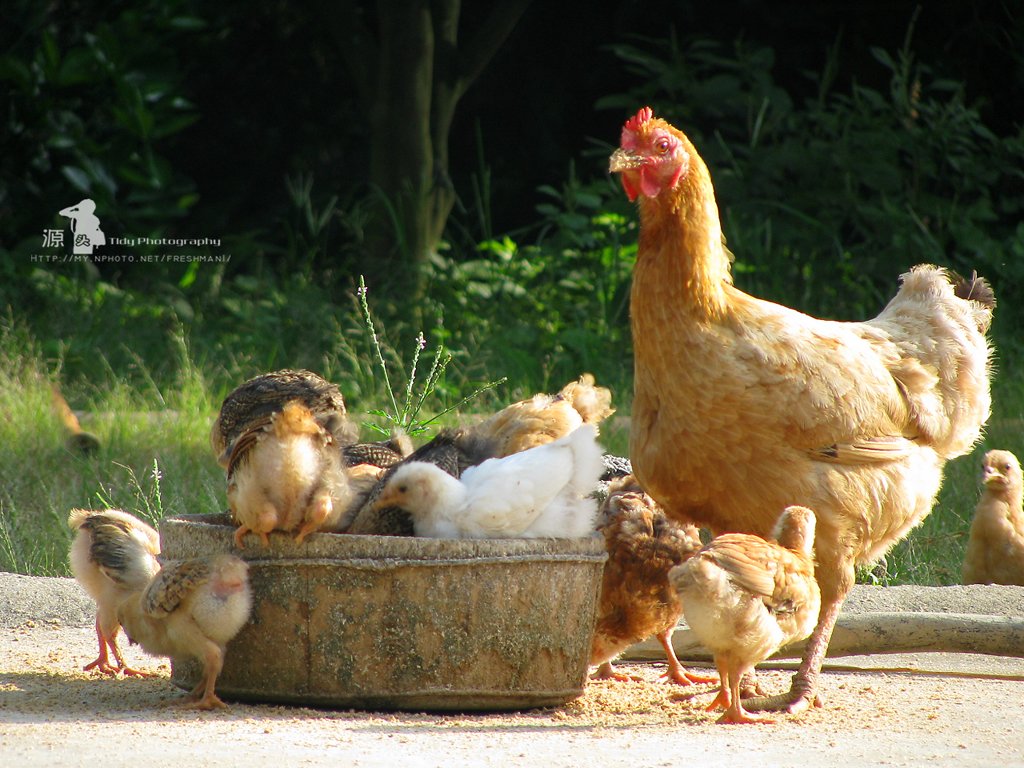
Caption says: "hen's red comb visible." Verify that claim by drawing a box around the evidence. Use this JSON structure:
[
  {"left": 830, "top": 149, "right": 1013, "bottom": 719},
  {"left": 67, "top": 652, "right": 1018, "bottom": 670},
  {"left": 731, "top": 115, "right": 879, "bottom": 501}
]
[{"left": 624, "top": 106, "right": 654, "bottom": 133}]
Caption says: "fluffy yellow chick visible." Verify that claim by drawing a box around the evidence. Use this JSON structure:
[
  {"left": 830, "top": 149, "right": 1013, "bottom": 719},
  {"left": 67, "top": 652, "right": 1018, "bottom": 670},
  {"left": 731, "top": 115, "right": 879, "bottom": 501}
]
[
  {"left": 962, "top": 449, "right": 1024, "bottom": 585},
  {"left": 669, "top": 506, "right": 820, "bottom": 724},
  {"left": 117, "top": 554, "right": 252, "bottom": 710},
  {"left": 470, "top": 373, "right": 614, "bottom": 457},
  {"left": 68, "top": 508, "right": 161, "bottom": 676},
  {"left": 228, "top": 400, "right": 353, "bottom": 547}
]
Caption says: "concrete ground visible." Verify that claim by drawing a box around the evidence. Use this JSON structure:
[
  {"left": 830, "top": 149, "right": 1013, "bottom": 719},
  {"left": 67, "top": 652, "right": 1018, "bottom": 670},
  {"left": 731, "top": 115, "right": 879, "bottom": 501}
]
[{"left": 1, "top": 574, "right": 1022, "bottom": 767}]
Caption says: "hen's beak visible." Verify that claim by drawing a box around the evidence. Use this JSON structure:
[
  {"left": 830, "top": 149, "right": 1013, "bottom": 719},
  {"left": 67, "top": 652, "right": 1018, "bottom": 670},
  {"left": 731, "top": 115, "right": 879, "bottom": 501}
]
[{"left": 609, "top": 148, "right": 646, "bottom": 173}]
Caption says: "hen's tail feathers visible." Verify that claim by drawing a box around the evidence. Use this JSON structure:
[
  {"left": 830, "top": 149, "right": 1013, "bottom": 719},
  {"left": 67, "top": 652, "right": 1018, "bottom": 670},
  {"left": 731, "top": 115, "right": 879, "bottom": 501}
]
[
  {"left": 953, "top": 270, "right": 996, "bottom": 309},
  {"left": 953, "top": 269, "right": 996, "bottom": 333}
]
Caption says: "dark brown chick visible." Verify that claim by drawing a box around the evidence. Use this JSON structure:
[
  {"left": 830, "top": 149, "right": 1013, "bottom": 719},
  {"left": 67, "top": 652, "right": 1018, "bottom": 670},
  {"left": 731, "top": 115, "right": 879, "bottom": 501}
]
[
  {"left": 669, "top": 506, "right": 820, "bottom": 724},
  {"left": 590, "top": 476, "right": 713, "bottom": 686},
  {"left": 117, "top": 554, "right": 252, "bottom": 710},
  {"left": 962, "top": 449, "right": 1024, "bottom": 586},
  {"left": 211, "top": 369, "right": 356, "bottom": 468},
  {"left": 68, "top": 509, "right": 161, "bottom": 676}
]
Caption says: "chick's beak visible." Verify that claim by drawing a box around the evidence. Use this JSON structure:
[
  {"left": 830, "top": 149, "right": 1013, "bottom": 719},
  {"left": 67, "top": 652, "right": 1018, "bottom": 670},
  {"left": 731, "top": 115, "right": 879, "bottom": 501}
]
[
  {"left": 369, "top": 487, "right": 399, "bottom": 511},
  {"left": 609, "top": 148, "right": 646, "bottom": 173}
]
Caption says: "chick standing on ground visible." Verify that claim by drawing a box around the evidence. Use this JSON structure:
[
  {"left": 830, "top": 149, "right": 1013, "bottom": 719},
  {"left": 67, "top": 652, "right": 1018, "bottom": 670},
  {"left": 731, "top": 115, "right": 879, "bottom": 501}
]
[
  {"left": 68, "top": 509, "right": 161, "bottom": 676},
  {"left": 117, "top": 554, "right": 252, "bottom": 710},
  {"left": 962, "top": 449, "right": 1024, "bottom": 586},
  {"left": 370, "top": 424, "right": 605, "bottom": 538},
  {"left": 590, "top": 477, "right": 715, "bottom": 686},
  {"left": 228, "top": 400, "right": 352, "bottom": 547},
  {"left": 669, "top": 506, "right": 820, "bottom": 724}
]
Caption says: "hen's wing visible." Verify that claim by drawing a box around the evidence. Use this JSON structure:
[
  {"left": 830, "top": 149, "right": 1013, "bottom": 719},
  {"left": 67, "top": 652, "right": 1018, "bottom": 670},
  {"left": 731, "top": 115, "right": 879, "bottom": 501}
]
[{"left": 712, "top": 265, "right": 991, "bottom": 464}]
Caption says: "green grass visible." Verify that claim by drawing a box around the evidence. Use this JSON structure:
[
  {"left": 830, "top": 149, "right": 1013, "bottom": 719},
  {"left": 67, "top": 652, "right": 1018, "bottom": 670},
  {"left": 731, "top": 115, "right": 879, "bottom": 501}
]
[{"left": 1, "top": 298, "right": 1020, "bottom": 585}]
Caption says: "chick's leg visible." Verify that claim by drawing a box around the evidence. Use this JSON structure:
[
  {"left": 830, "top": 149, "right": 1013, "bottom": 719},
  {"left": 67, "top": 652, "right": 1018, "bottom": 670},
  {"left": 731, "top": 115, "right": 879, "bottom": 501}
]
[
  {"left": 656, "top": 628, "right": 717, "bottom": 686},
  {"left": 591, "top": 661, "right": 643, "bottom": 683},
  {"left": 720, "top": 664, "right": 772, "bottom": 725},
  {"left": 295, "top": 492, "right": 333, "bottom": 544},
  {"left": 703, "top": 657, "right": 730, "bottom": 712},
  {"left": 83, "top": 617, "right": 118, "bottom": 675},
  {"left": 183, "top": 641, "right": 228, "bottom": 710},
  {"left": 106, "top": 630, "right": 156, "bottom": 678}
]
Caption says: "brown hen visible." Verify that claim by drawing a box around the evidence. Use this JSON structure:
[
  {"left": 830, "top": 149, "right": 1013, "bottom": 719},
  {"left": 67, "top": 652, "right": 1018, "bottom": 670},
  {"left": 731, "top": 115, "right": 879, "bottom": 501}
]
[{"left": 611, "top": 106, "right": 995, "bottom": 713}]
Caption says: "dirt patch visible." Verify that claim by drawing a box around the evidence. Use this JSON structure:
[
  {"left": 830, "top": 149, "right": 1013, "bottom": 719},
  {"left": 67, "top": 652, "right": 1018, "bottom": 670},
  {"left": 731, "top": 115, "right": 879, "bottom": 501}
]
[{"left": 2, "top": 575, "right": 1024, "bottom": 766}]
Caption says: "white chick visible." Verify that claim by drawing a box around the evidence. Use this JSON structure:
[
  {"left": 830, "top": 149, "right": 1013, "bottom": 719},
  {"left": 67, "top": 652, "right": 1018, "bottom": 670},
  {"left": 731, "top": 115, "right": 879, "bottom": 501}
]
[
  {"left": 369, "top": 424, "right": 605, "bottom": 538},
  {"left": 68, "top": 508, "right": 161, "bottom": 676},
  {"left": 117, "top": 554, "right": 252, "bottom": 710}
]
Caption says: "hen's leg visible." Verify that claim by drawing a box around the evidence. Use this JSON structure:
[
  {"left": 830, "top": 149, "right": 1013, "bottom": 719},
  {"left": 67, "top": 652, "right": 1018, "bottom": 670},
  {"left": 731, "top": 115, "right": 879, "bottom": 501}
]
[
  {"left": 656, "top": 628, "right": 717, "bottom": 686},
  {"left": 720, "top": 664, "right": 773, "bottom": 725}
]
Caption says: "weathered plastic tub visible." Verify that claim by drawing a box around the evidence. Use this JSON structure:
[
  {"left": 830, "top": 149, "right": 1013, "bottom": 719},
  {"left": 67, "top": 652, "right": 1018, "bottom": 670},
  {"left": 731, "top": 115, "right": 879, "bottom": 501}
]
[{"left": 159, "top": 514, "right": 606, "bottom": 711}]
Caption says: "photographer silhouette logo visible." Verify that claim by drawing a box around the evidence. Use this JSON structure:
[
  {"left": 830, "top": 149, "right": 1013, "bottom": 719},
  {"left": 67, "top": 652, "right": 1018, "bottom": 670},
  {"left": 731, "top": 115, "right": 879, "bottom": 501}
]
[{"left": 50, "top": 198, "right": 106, "bottom": 254}]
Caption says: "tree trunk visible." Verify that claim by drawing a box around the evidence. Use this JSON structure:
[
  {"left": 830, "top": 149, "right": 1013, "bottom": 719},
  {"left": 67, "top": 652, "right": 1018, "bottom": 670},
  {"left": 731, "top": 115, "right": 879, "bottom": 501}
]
[{"left": 332, "top": 0, "right": 531, "bottom": 303}]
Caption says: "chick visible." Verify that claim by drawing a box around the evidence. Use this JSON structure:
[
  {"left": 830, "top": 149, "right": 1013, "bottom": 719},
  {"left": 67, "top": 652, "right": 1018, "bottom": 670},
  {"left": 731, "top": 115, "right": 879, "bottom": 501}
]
[
  {"left": 962, "top": 449, "right": 1024, "bottom": 586},
  {"left": 228, "top": 400, "right": 353, "bottom": 547},
  {"left": 52, "top": 384, "right": 100, "bottom": 454},
  {"left": 470, "top": 373, "right": 614, "bottom": 457},
  {"left": 669, "top": 506, "right": 820, "bottom": 724},
  {"left": 342, "top": 430, "right": 414, "bottom": 470},
  {"left": 68, "top": 508, "right": 161, "bottom": 676},
  {"left": 211, "top": 369, "right": 356, "bottom": 468},
  {"left": 369, "top": 424, "right": 604, "bottom": 538},
  {"left": 346, "top": 426, "right": 499, "bottom": 536},
  {"left": 591, "top": 477, "right": 716, "bottom": 686},
  {"left": 117, "top": 554, "right": 252, "bottom": 710}
]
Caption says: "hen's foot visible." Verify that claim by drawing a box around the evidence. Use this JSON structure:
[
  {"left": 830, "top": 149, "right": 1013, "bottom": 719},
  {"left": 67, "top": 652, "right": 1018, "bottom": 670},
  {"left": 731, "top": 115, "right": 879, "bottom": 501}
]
[{"left": 742, "top": 676, "right": 823, "bottom": 715}]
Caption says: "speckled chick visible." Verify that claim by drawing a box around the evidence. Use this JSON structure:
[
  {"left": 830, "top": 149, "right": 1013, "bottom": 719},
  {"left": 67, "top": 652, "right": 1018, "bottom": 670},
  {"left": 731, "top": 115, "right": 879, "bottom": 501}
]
[
  {"left": 669, "top": 506, "right": 820, "bottom": 724},
  {"left": 68, "top": 508, "right": 161, "bottom": 676},
  {"left": 117, "top": 554, "right": 252, "bottom": 710},
  {"left": 211, "top": 369, "right": 356, "bottom": 468}
]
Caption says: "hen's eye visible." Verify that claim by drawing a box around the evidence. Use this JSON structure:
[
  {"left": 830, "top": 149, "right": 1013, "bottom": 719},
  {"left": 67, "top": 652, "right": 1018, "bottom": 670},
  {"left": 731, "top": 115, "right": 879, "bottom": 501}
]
[{"left": 655, "top": 137, "right": 672, "bottom": 154}]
